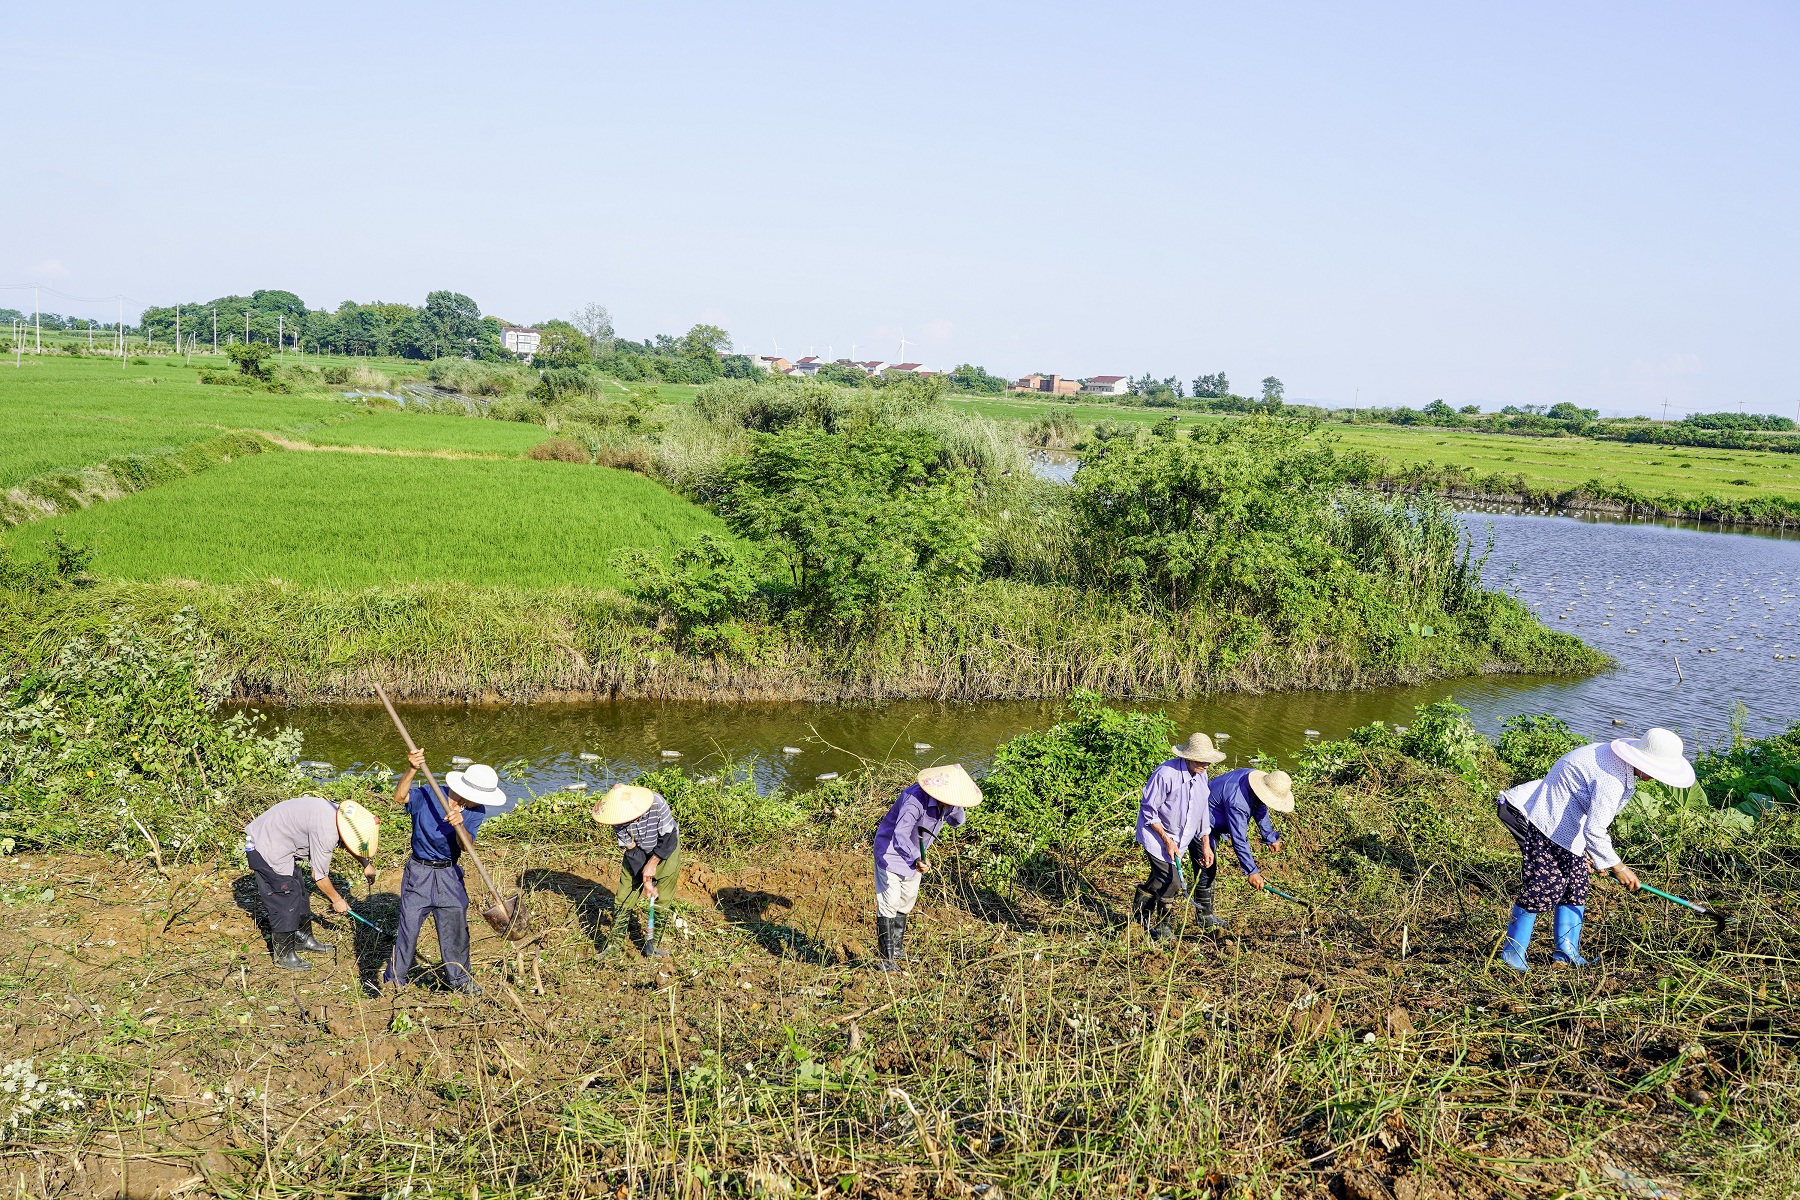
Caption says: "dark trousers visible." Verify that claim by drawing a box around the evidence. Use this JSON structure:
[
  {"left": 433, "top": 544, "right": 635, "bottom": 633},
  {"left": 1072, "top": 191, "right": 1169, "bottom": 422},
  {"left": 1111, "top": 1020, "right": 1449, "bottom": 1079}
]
[
  {"left": 1496, "top": 801, "right": 1591, "bottom": 913},
  {"left": 385, "top": 857, "right": 473, "bottom": 986},
  {"left": 1132, "top": 843, "right": 1207, "bottom": 924},
  {"left": 247, "top": 849, "right": 312, "bottom": 934}
]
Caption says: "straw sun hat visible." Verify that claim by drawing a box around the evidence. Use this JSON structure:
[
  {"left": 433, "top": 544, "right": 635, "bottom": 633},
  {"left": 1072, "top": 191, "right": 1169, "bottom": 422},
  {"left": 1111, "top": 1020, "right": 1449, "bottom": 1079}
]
[
  {"left": 918, "top": 764, "right": 983, "bottom": 808},
  {"left": 446, "top": 763, "right": 507, "bottom": 806},
  {"left": 592, "top": 783, "right": 660, "bottom": 826},
  {"left": 1610, "top": 727, "right": 1696, "bottom": 789},
  {"left": 335, "top": 799, "right": 380, "bottom": 860},
  {"left": 1171, "top": 733, "right": 1227, "bottom": 764},
  {"left": 1248, "top": 769, "right": 1297, "bottom": 813}
]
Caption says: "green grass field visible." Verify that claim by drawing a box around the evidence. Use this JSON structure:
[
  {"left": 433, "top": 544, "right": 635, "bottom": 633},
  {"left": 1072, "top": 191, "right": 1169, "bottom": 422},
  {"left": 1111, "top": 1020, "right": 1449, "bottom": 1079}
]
[
  {"left": 950, "top": 388, "right": 1800, "bottom": 502},
  {"left": 5, "top": 451, "right": 731, "bottom": 588},
  {"left": 278, "top": 411, "right": 556, "bottom": 455}
]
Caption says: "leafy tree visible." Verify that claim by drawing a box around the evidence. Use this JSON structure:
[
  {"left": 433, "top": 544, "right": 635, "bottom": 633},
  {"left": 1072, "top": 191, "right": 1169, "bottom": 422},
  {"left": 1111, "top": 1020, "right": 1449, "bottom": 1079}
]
[
  {"left": 947, "top": 363, "right": 1008, "bottom": 395},
  {"left": 1421, "top": 399, "right": 1459, "bottom": 424},
  {"left": 679, "top": 324, "right": 732, "bottom": 360},
  {"left": 225, "top": 341, "right": 275, "bottom": 380},
  {"left": 1192, "top": 372, "right": 1229, "bottom": 399},
  {"left": 718, "top": 426, "right": 981, "bottom": 629},
  {"left": 1547, "top": 401, "right": 1598, "bottom": 422},
  {"left": 615, "top": 533, "right": 766, "bottom": 641},
  {"left": 1459, "top": 404, "right": 1482, "bottom": 415},
  {"left": 720, "top": 354, "right": 761, "bottom": 379},
  {"left": 533, "top": 320, "right": 593, "bottom": 369},
  {"left": 816, "top": 362, "right": 869, "bottom": 386},
  {"left": 571, "top": 303, "right": 615, "bottom": 355},
  {"left": 1261, "top": 376, "right": 1284, "bottom": 401}
]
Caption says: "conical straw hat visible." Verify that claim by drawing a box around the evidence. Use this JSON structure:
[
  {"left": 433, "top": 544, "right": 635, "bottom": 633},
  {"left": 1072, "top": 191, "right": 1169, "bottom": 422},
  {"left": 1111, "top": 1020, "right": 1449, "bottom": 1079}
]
[
  {"left": 1171, "top": 733, "right": 1227, "bottom": 764},
  {"left": 918, "top": 764, "right": 982, "bottom": 807},
  {"left": 1248, "top": 769, "right": 1296, "bottom": 813},
  {"left": 335, "top": 799, "right": 380, "bottom": 859},
  {"left": 592, "top": 784, "right": 659, "bottom": 826}
]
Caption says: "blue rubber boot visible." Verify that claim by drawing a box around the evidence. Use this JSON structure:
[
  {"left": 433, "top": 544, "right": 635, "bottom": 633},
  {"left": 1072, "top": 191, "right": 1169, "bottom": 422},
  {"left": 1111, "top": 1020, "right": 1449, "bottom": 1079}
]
[
  {"left": 1552, "top": 905, "right": 1588, "bottom": 966},
  {"left": 1500, "top": 906, "right": 1536, "bottom": 972}
]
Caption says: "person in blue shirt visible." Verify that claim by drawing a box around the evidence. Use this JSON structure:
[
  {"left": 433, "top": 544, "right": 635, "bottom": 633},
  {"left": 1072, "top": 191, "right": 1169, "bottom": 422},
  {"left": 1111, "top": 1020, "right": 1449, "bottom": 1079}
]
[
  {"left": 1193, "top": 767, "right": 1294, "bottom": 927},
  {"left": 383, "top": 748, "right": 504, "bottom": 995}
]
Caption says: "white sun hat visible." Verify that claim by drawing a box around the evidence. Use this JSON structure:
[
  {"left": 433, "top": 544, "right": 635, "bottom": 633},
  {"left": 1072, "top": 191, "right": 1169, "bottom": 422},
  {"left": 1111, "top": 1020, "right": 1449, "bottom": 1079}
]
[
  {"left": 592, "top": 783, "right": 659, "bottom": 826},
  {"left": 1610, "top": 728, "right": 1696, "bottom": 789},
  {"left": 1248, "top": 769, "right": 1297, "bottom": 814},
  {"left": 445, "top": 762, "right": 507, "bottom": 806}
]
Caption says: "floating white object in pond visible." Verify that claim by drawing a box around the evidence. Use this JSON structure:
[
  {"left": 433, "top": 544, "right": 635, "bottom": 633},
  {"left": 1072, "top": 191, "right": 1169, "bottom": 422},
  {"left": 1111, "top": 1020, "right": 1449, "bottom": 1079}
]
[
  {"left": 661, "top": 750, "right": 682, "bottom": 758},
  {"left": 914, "top": 743, "right": 932, "bottom": 751},
  {"left": 816, "top": 772, "right": 839, "bottom": 781},
  {"left": 782, "top": 746, "right": 803, "bottom": 755},
  {"left": 566, "top": 781, "right": 588, "bottom": 791},
  {"left": 1304, "top": 730, "right": 1321, "bottom": 737},
  {"left": 451, "top": 756, "right": 473, "bottom": 766},
  {"left": 578, "top": 752, "right": 601, "bottom": 761},
  {"left": 1214, "top": 733, "right": 1230, "bottom": 741}
]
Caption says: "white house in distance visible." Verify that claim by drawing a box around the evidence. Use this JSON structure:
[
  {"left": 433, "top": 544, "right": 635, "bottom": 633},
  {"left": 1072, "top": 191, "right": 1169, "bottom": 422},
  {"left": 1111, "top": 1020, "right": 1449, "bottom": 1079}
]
[
  {"left": 853, "top": 360, "right": 887, "bottom": 375},
  {"left": 885, "top": 362, "right": 926, "bottom": 376},
  {"left": 501, "top": 326, "right": 541, "bottom": 358},
  {"left": 749, "top": 354, "right": 791, "bottom": 373},
  {"left": 1081, "top": 375, "right": 1130, "bottom": 396},
  {"left": 789, "top": 356, "right": 823, "bottom": 376}
]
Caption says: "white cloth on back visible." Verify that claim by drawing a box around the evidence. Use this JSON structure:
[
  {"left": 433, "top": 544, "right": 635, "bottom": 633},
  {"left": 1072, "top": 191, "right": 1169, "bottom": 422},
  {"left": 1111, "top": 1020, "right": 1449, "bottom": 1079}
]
[
  {"left": 1499, "top": 742, "right": 1636, "bottom": 870},
  {"left": 245, "top": 795, "right": 340, "bottom": 881}
]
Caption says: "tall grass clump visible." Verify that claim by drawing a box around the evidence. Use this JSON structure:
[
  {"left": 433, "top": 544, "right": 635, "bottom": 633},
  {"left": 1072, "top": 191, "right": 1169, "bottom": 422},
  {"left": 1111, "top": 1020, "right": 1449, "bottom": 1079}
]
[{"left": 423, "top": 357, "right": 531, "bottom": 397}]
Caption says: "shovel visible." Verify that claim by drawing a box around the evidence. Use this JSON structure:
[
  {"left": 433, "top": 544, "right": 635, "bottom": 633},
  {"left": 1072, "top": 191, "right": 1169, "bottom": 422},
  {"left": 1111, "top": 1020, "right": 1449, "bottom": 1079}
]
[
  {"left": 373, "top": 683, "right": 530, "bottom": 942},
  {"left": 1261, "top": 882, "right": 1315, "bottom": 912},
  {"left": 1639, "top": 881, "right": 1731, "bottom": 933}
]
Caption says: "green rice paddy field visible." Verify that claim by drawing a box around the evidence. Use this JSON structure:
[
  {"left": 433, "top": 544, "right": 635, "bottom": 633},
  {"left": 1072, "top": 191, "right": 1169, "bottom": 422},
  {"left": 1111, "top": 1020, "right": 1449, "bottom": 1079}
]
[
  {"left": 5, "top": 450, "right": 730, "bottom": 588},
  {"left": 948, "top": 390, "right": 1800, "bottom": 502}
]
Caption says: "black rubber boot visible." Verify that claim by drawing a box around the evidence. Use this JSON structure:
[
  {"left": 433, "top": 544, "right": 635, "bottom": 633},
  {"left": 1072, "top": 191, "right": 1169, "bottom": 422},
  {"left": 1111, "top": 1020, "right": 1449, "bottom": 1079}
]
[
  {"left": 891, "top": 914, "right": 908, "bottom": 964},
  {"left": 1192, "top": 885, "right": 1226, "bottom": 929},
  {"left": 272, "top": 932, "right": 310, "bottom": 972},
  {"left": 450, "top": 975, "right": 485, "bottom": 997},
  {"left": 1132, "top": 886, "right": 1171, "bottom": 942},
  {"left": 294, "top": 927, "right": 334, "bottom": 954},
  {"left": 875, "top": 917, "right": 901, "bottom": 972}
]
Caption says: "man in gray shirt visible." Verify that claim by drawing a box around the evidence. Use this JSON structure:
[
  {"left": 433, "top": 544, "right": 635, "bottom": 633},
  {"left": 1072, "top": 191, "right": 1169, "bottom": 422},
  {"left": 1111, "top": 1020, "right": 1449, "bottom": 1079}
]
[{"left": 245, "top": 795, "right": 380, "bottom": 971}]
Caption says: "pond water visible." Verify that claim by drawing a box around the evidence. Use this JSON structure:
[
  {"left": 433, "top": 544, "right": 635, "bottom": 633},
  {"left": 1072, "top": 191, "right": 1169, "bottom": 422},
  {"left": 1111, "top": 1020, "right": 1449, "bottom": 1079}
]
[{"left": 259, "top": 512, "right": 1800, "bottom": 802}]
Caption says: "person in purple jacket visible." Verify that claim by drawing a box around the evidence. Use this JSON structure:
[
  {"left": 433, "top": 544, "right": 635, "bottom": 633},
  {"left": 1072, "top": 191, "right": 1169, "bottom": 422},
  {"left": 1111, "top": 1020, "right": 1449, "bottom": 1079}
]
[
  {"left": 1132, "top": 733, "right": 1225, "bottom": 942},
  {"left": 1194, "top": 766, "right": 1296, "bottom": 927},
  {"left": 871, "top": 764, "right": 983, "bottom": 972}
]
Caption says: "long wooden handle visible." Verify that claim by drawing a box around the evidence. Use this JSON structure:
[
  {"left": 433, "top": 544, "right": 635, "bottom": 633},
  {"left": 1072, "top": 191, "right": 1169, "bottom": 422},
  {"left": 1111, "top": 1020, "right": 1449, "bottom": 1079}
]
[{"left": 372, "top": 682, "right": 506, "bottom": 905}]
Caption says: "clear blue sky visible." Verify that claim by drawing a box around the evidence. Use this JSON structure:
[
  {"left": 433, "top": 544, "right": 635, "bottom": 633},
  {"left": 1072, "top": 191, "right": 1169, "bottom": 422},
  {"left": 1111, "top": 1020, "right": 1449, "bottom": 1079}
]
[{"left": 3, "top": 2, "right": 1794, "bottom": 416}]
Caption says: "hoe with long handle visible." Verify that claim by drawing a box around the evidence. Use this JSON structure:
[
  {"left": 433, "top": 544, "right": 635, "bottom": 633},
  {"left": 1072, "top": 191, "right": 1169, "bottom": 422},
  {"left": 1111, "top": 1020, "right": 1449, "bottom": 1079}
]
[{"left": 373, "top": 682, "right": 530, "bottom": 941}]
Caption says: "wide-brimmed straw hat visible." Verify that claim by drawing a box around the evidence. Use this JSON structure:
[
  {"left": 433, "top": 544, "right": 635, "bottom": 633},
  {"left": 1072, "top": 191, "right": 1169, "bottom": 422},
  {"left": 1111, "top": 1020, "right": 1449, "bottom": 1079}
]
[
  {"left": 918, "top": 764, "right": 983, "bottom": 808},
  {"left": 593, "top": 783, "right": 659, "bottom": 826},
  {"left": 335, "top": 799, "right": 380, "bottom": 860},
  {"left": 1248, "top": 769, "right": 1297, "bottom": 813},
  {"left": 445, "top": 763, "right": 506, "bottom": 807},
  {"left": 1171, "top": 733, "right": 1227, "bottom": 764},
  {"left": 1610, "top": 728, "right": 1695, "bottom": 789}
]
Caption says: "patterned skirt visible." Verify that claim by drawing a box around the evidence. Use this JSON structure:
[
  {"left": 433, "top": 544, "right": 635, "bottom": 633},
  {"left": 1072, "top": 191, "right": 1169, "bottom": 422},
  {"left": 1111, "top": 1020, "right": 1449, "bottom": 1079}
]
[{"left": 1496, "top": 799, "right": 1590, "bottom": 913}]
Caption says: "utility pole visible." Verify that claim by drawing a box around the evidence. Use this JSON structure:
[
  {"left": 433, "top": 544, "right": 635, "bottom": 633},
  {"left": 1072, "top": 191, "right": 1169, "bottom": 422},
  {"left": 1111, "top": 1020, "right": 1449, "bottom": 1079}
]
[
  {"left": 1662, "top": 398, "right": 1670, "bottom": 424},
  {"left": 175, "top": 305, "right": 182, "bottom": 355},
  {"left": 33, "top": 285, "right": 41, "bottom": 353},
  {"left": 212, "top": 307, "right": 217, "bottom": 354},
  {"left": 245, "top": 309, "right": 250, "bottom": 345},
  {"left": 118, "top": 298, "right": 125, "bottom": 366},
  {"left": 278, "top": 315, "right": 284, "bottom": 360}
]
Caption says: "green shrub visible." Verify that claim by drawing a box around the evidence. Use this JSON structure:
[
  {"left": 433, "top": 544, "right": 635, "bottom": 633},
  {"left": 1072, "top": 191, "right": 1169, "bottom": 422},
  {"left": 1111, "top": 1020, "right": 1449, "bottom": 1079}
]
[
  {"left": 636, "top": 761, "right": 805, "bottom": 853},
  {"left": 971, "top": 690, "right": 1175, "bottom": 893},
  {"left": 1495, "top": 712, "right": 1585, "bottom": 782},
  {"left": 0, "top": 610, "right": 304, "bottom": 853}
]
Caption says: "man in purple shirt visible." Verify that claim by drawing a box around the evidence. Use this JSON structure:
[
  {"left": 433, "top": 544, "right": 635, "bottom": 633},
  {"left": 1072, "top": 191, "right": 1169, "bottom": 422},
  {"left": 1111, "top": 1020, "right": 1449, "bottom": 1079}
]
[
  {"left": 1132, "top": 733, "right": 1224, "bottom": 943},
  {"left": 1194, "top": 766, "right": 1294, "bottom": 927},
  {"left": 872, "top": 764, "right": 982, "bottom": 972}
]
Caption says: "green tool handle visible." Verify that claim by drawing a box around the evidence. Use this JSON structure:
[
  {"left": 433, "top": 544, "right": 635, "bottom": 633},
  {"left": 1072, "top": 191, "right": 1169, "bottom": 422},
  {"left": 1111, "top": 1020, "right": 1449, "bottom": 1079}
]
[
  {"left": 647, "top": 895, "right": 656, "bottom": 942},
  {"left": 1263, "top": 883, "right": 1308, "bottom": 906},
  {"left": 1640, "top": 882, "right": 1708, "bottom": 914},
  {"left": 344, "top": 907, "right": 385, "bottom": 933}
]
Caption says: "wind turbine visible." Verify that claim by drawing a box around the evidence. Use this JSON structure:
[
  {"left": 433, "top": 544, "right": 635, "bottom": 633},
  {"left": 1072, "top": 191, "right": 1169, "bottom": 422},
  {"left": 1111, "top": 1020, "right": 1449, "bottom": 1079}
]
[{"left": 897, "top": 329, "right": 913, "bottom": 361}]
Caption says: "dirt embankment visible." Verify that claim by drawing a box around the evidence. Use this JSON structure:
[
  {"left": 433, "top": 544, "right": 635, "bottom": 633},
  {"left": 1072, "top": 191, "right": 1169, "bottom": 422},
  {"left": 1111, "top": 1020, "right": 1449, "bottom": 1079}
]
[{"left": 0, "top": 845, "right": 1771, "bottom": 1198}]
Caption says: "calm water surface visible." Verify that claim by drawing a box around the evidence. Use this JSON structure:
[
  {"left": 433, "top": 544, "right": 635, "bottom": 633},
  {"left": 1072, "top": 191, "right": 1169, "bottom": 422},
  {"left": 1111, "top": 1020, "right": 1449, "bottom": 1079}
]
[{"left": 258, "top": 512, "right": 1800, "bottom": 801}]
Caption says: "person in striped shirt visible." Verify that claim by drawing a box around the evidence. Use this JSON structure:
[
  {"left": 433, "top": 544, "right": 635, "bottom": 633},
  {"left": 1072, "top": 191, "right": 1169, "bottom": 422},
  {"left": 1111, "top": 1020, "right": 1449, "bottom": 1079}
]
[{"left": 593, "top": 783, "right": 681, "bottom": 958}]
